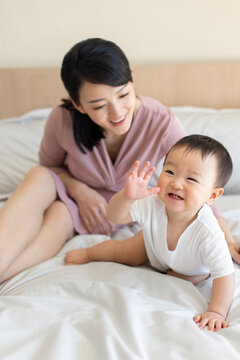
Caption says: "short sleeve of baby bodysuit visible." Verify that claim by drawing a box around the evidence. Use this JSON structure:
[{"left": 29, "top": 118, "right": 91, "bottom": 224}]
[
  {"left": 130, "top": 196, "right": 155, "bottom": 227},
  {"left": 200, "top": 232, "right": 234, "bottom": 280}
]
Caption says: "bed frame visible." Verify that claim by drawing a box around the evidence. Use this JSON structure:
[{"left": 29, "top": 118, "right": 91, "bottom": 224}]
[{"left": 0, "top": 63, "right": 240, "bottom": 119}]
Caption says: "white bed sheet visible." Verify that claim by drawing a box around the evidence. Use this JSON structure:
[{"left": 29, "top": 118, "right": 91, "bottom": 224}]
[
  {"left": 0, "top": 197, "right": 240, "bottom": 360},
  {"left": 1, "top": 106, "right": 240, "bottom": 359}
]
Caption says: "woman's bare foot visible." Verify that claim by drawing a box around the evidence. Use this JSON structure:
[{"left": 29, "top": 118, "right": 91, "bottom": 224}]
[{"left": 65, "top": 248, "right": 90, "bottom": 265}]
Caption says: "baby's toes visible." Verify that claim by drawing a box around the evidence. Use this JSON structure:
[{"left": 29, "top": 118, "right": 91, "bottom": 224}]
[{"left": 65, "top": 252, "right": 74, "bottom": 265}]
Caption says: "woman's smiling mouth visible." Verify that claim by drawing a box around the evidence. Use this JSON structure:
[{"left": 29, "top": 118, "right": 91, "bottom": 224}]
[{"left": 110, "top": 115, "right": 126, "bottom": 126}]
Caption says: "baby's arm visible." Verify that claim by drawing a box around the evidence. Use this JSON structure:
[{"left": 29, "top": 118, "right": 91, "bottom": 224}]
[
  {"left": 66, "top": 161, "right": 159, "bottom": 267},
  {"left": 107, "top": 161, "right": 160, "bottom": 224},
  {"left": 193, "top": 273, "right": 235, "bottom": 331}
]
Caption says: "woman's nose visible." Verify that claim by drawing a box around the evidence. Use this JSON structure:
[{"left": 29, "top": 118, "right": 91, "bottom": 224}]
[{"left": 108, "top": 103, "right": 122, "bottom": 119}]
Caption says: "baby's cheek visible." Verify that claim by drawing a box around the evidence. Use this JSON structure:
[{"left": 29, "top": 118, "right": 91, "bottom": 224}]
[
  {"left": 156, "top": 187, "right": 164, "bottom": 201},
  {"left": 157, "top": 177, "right": 165, "bottom": 190}
]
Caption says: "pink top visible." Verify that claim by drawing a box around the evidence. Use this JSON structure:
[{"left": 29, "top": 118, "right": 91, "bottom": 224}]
[{"left": 39, "top": 96, "right": 220, "bottom": 233}]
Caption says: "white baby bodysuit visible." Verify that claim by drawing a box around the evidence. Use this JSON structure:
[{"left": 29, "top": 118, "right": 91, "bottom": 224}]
[{"left": 130, "top": 195, "right": 234, "bottom": 279}]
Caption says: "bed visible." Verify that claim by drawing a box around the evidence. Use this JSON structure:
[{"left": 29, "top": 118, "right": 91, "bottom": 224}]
[{"left": 0, "top": 64, "right": 240, "bottom": 360}]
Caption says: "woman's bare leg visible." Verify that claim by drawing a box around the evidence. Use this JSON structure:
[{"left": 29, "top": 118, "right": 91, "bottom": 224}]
[
  {"left": 0, "top": 201, "right": 75, "bottom": 283},
  {"left": 0, "top": 166, "right": 57, "bottom": 276}
]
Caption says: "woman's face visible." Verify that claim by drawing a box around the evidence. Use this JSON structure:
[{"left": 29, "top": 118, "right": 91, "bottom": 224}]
[{"left": 74, "top": 81, "right": 137, "bottom": 138}]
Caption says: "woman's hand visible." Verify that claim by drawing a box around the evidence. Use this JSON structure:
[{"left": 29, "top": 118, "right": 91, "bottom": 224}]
[
  {"left": 75, "top": 185, "right": 115, "bottom": 235},
  {"left": 125, "top": 161, "right": 160, "bottom": 200},
  {"left": 227, "top": 241, "right": 240, "bottom": 264},
  {"left": 193, "top": 311, "right": 228, "bottom": 332},
  {"left": 58, "top": 170, "right": 115, "bottom": 235},
  {"left": 217, "top": 217, "right": 240, "bottom": 264}
]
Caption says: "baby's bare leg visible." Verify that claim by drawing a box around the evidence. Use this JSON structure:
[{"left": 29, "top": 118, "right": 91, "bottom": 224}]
[{"left": 65, "top": 230, "right": 148, "bottom": 266}]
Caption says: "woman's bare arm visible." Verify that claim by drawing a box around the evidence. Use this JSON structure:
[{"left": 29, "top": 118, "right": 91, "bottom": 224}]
[{"left": 217, "top": 217, "right": 240, "bottom": 264}]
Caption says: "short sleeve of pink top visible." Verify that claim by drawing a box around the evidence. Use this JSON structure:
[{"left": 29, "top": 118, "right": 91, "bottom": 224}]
[{"left": 39, "top": 96, "right": 217, "bottom": 234}]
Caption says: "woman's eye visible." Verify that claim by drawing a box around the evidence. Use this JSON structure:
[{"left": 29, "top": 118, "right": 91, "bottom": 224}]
[{"left": 93, "top": 105, "right": 105, "bottom": 110}]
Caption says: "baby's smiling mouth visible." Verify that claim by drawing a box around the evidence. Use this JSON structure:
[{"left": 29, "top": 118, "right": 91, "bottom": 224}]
[{"left": 168, "top": 193, "right": 184, "bottom": 200}]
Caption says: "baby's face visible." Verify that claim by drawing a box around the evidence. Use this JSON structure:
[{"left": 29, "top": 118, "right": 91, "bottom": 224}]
[{"left": 157, "top": 146, "right": 219, "bottom": 215}]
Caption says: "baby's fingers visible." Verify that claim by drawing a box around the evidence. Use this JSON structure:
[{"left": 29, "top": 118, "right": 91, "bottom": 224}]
[
  {"left": 214, "top": 320, "right": 228, "bottom": 332},
  {"left": 144, "top": 166, "right": 156, "bottom": 182},
  {"left": 138, "top": 161, "right": 151, "bottom": 178},
  {"left": 222, "top": 321, "right": 228, "bottom": 329},
  {"left": 193, "top": 315, "right": 201, "bottom": 324},
  {"left": 198, "top": 318, "right": 209, "bottom": 330},
  {"left": 194, "top": 313, "right": 228, "bottom": 332},
  {"left": 208, "top": 319, "right": 218, "bottom": 332},
  {"left": 193, "top": 315, "right": 208, "bottom": 330},
  {"left": 208, "top": 319, "right": 228, "bottom": 332},
  {"left": 131, "top": 160, "right": 140, "bottom": 172},
  {"left": 127, "top": 161, "right": 140, "bottom": 180},
  {"left": 147, "top": 187, "right": 160, "bottom": 195}
]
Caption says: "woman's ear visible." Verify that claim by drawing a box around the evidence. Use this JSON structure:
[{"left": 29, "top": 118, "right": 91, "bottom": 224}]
[
  {"left": 131, "top": 70, "right": 135, "bottom": 86},
  {"left": 71, "top": 99, "right": 86, "bottom": 114},
  {"left": 206, "top": 188, "right": 224, "bottom": 205}
]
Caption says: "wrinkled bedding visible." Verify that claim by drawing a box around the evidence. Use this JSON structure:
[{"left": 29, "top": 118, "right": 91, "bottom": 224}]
[
  {"left": 0, "top": 197, "right": 240, "bottom": 360},
  {"left": 1, "top": 107, "right": 240, "bottom": 359}
]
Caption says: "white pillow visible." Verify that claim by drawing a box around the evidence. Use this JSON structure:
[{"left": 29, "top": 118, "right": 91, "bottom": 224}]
[
  {"left": 0, "top": 106, "right": 239, "bottom": 198},
  {"left": 0, "top": 109, "right": 51, "bottom": 198},
  {"left": 172, "top": 107, "right": 240, "bottom": 195}
]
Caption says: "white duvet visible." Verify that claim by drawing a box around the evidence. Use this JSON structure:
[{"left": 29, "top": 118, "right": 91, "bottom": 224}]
[
  {"left": 0, "top": 197, "right": 240, "bottom": 360},
  {"left": 1, "top": 107, "right": 240, "bottom": 359}
]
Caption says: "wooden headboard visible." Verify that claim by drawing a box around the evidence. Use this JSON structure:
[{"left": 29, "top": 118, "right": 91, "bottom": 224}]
[{"left": 1, "top": 63, "right": 240, "bottom": 119}]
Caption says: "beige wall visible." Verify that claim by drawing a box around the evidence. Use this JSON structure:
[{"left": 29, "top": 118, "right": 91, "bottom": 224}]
[{"left": 1, "top": 0, "right": 240, "bottom": 67}]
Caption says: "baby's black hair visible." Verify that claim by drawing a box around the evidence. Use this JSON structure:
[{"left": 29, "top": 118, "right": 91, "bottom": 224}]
[{"left": 165, "top": 134, "right": 233, "bottom": 187}]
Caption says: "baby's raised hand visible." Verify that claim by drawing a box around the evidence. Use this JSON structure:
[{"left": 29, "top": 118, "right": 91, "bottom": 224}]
[
  {"left": 193, "top": 311, "right": 228, "bottom": 332},
  {"left": 125, "top": 161, "right": 160, "bottom": 200}
]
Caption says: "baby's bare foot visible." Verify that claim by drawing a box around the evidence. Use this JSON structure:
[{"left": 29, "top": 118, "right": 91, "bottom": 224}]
[{"left": 65, "top": 249, "right": 90, "bottom": 265}]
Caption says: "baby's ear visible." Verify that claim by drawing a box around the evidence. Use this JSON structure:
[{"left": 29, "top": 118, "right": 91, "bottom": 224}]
[{"left": 206, "top": 188, "right": 224, "bottom": 205}]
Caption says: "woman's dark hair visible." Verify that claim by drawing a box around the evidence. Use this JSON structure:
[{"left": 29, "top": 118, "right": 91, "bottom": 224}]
[
  {"left": 165, "top": 134, "right": 233, "bottom": 187},
  {"left": 60, "top": 38, "right": 133, "bottom": 153}
]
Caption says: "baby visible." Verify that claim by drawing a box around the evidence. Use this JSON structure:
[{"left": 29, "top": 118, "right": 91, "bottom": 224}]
[{"left": 65, "top": 134, "right": 235, "bottom": 332}]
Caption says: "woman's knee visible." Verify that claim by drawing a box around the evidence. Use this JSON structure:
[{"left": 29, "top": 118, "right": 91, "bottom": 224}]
[
  {"left": 25, "top": 166, "right": 53, "bottom": 184},
  {"left": 21, "top": 166, "right": 57, "bottom": 198},
  {"left": 46, "top": 201, "right": 75, "bottom": 238},
  {"left": 47, "top": 200, "right": 69, "bottom": 215}
]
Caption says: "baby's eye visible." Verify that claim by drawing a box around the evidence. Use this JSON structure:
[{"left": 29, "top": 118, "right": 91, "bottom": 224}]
[
  {"left": 166, "top": 170, "right": 174, "bottom": 175},
  {"left": 187, "top": 177, "right": 197, "bottom": 182},
  {"left": 120, "top": 92, "right": 129, "bottom": 98}
]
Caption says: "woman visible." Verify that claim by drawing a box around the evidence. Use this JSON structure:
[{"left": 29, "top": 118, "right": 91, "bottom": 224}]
[{"left": 0, "top": 38, "right": 239, "bottom": 283}]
